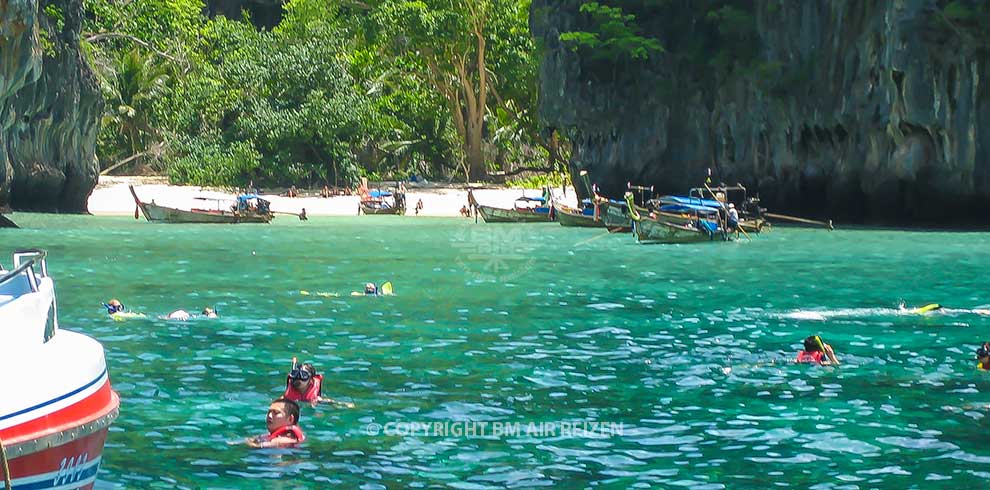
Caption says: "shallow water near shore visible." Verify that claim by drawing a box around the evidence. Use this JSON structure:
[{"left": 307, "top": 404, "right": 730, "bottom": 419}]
[{"left": 4, "top": 214, "right": 990, "bottom": 489}]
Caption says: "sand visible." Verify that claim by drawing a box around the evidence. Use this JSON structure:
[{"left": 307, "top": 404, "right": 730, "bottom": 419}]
[{"left": 89, "top": 176, "right": 579, "bottom": 217}]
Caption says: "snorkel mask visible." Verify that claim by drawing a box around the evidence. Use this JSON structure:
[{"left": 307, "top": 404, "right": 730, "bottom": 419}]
[{"left": 103, "top": 301, "right": 123, "bottom": 314}]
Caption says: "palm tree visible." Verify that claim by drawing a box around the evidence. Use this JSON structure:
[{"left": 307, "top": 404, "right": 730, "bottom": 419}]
[{"left": 102, "top": 48, "right": 169, "bottom": 170}]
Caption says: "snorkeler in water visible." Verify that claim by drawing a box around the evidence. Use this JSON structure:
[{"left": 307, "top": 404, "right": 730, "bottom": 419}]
[
  {"left": 165, "top": 307, "right": 218, "bottom": 321},
  {"left": 796, "top": 335, "right": 840, "bottom": 365},
  {"left": 282, "top": 358, "right": 355, "bottom": 408}
]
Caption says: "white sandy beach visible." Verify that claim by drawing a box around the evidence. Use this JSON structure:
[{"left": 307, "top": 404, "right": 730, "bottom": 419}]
[{"left": 88, "top": 176, "right": 578, "bottom": 217}]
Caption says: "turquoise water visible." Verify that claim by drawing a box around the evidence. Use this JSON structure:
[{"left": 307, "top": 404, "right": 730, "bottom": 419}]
[{"left": 3, "top": 214, "right": 990, "bottom": 489}]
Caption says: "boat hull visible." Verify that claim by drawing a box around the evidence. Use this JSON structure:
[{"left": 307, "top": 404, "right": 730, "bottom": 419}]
[
  {"left": 141, "top": 203, "right": 271, "bottom": 223},
  {"left": 600, "top": 201, "right": 632, "bottom": 232},
  {"left": 6, "top": 412, "right": 117, "bottom": 490},
  {"left": 359, "top": 202, "right": 405, "bottom": 215},
  {"left": 556, "top": 205, "right": 604, "bottom": 228},
  {"left": 1, "top": 252, "right": 120, "bottom": 490},
  {"left": 478, "top": 205, "right": 552, "bottom": 223},
  {"left": 632, "top": 216, "right": 728, "bottom": 244}
]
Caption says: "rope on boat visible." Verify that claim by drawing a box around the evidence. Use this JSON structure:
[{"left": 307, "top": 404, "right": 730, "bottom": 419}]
[{"left": 0, "top": 435, "right": 12, "bottom": 490}]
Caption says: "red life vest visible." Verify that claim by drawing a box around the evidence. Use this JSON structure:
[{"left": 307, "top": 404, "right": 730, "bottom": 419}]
[
  {"left": 258, "top": 424, "right": 305, "bottom": 445},
  {"left": 796, "top": 351, "right": 824, "bottom": 364},
  {"left": 283, "top": 374, "right": 323, "bottom": 402}
]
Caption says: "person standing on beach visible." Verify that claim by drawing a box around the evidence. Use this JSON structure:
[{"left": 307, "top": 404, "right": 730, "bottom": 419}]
[{"left": 415, "top": 199, "right": 424, "bottom": 215}]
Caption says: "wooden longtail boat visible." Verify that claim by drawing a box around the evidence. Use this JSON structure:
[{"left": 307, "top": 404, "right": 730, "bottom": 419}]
[
  {"left": 129, "top": 185, "right": 273, "bottom": 223},
  {"left": 593, "top": 194, "right": 633, "bottom": 233},
  {"left": 477, "top": 195, "right": 554, "bottom": 223},
  {"left": 556, "top": 200, "right": 605, "bottom": 228},
  {"left": 359, "top": 189, "right": 406, "bottom": 215},
  {"left": 625, "top": 192, "right": 732, "bottom": 244},
  {"left": 685, "top": 184, "right": 768, "bottom": 233}
]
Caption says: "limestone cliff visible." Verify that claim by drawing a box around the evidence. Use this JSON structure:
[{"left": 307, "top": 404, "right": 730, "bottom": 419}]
[
  {"left": 0, "top": 0, "right": 101, "bottom": 212},
  {"left": 533, "top": 0, "right": 990, "bottom": 224},
  {"left": 206, "top": 0, "right": 284, "bottom": 30}
]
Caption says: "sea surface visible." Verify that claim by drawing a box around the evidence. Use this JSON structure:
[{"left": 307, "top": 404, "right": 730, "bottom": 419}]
[{"left": 3, "top": 214, "right": 990, "bottom": 489}]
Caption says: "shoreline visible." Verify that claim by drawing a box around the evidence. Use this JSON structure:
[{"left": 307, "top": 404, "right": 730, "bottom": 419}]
[{"left": 88, "top": 176, "right": 579, "bottom": 218}]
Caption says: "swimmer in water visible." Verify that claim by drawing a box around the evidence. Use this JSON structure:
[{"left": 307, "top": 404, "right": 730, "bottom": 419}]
[
  {"left": 103, "top": 299, "right": 125, "bottom": 315},
  {"left": 244, "top": 398, "right": 305, "bottom": 448},
  {"left": 283, "top": 359, "right": 355, "bottom": 408},
  {"left": 977, "top": 342, "right": 990, "bottom": 371},
  {"left": 166, "top": 306, "right": 218, "bottom": 321},
  {"left": 796, "top": 335, "right": 839, "bottom": 365}
]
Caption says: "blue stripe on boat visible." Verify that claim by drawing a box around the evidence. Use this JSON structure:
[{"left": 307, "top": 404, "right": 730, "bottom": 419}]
[{"left": 0, "top": 368, "right": 107, "bottom": 424}]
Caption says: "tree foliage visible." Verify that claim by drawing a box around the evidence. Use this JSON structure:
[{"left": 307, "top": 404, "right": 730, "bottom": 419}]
[
  {"left": 559, "top": 2, "right": 663, "bottom": 62},
  {"left": 73, "top": 0, "right": 548, "bottom": 187}
]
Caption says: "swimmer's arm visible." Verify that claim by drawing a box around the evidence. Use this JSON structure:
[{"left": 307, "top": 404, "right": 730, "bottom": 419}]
[
  {"left": 823, "top": 343, "right": 839, "bottom": 365},
  {"left": 245, "top": 436, "right": 297, "bottom": 448},
  {"left": 316, "top": 396, "right": 355, "bottom": 408}
]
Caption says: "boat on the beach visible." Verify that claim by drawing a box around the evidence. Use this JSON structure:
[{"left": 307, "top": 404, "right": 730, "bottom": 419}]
[
  {"left": 555, "top": 199, "right": 604, "bottom": 228},
  {"left": 129, "top": 185, "right": 273, "bottom": 223},
  {"left": 0, "top": 249, "right": 120, "bottom": 489},
  {"left": 477, "top": 195, "right": 554, "bottom": 223},
  {"left": 625, "top": 192, "right": 733, "bottom": 244},
  {"left": 359, "top": 188, "right": 406, "bottom": 215}
]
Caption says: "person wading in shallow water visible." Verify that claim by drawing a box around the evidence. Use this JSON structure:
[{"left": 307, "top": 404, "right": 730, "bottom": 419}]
[{"left": 796, "top": 335, "right": 840, "bottom": 365}]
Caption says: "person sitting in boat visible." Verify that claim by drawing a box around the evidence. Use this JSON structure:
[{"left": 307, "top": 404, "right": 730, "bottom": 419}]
[
  {"left": 796, "top": 335, "right": 840, "bottom": 365},
  {"left": 245, "top": 398, "right": 305, "bottom": 448},
  {"left": 727, "top": 203, "right": 739, "bottom": 232},
  {"left": 977, "top": 342, "right": 990, "bottom": 370},
  {"left": 283, "top": 361, "right": 354, "bottom": 408},
  {"left": 103, "top": 299, "right": 125, "bottom": 315}
]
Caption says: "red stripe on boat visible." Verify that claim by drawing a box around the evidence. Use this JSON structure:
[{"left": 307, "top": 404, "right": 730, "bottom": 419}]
[{"left": 0, "top": 381, "right": 116, "bottom": 444}]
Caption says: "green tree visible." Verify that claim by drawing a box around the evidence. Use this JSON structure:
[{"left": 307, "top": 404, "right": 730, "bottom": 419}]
[{"left": 101, "top": 49, "right": 170, "bottom": 170}]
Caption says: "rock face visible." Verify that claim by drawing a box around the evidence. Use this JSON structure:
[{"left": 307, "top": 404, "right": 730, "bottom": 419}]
[
  {"left": 206, "top": 0, "right": 284, "bottom": 30},
  {"left": 532, "top": 0, "right": 990, "bottom": 224},
  {"left": 0, "top": 0, "right": 101, "bottom": 212}
]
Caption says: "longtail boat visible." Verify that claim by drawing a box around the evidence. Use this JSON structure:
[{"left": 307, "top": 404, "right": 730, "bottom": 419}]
[
  {"left": 556, "top": 199, "right": 605, "bottom": 228},
  {"left": 592, "top": 186, "right": 632, "bottom": 232},
  {"left": 686, "top": 184, "right": 768, "bottom": 233},
  {"left": 359, "top": 188, "right": 406, "bottom": 215},
  {"left": 129, "top": 185, "right": 273, "bottom": 223},
  {"left": 477, "top": 194, "right": 554, "bottom": 223},
  {"left": 0, "top": 249, "right": 120, "bottom": 489},
  {"left": 625, "top": 192, "right": 733, "bottom": 244}
]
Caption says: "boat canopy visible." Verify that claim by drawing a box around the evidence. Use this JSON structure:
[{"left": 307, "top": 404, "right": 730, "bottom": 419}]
[
  {"left": 370, "top": 190, "right": 393, "bottom": 198},
  {"left": 238, "top": 194, "right": 261, "bottom": 201},
  {"left": 516, "top": 196, "right": 546, "bottom": 203},
  {"left": 659, "top": 203, "right": 720, "bottom": 215},
  {"left": 660, "top": 195, "right": 723, "bottom": 209}
]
